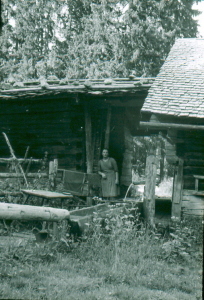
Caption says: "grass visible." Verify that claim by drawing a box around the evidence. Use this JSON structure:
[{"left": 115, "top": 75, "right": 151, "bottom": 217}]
[{"left": 0, "top": 208, "right": 203, "bottom": 300}]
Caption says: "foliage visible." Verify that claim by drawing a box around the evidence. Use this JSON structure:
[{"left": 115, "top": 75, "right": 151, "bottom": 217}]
[
  {"left": 0, "top": 204, "right": 202, "bottom": 299},
  {"left": 75, "top": 203, "right": 203, "bottom": 266},
  {"left": 162, "top": 215, "right": 203, "bottom": 263},
  {"left": 0, "top": 0, "right": 201, "bottom": 81}
]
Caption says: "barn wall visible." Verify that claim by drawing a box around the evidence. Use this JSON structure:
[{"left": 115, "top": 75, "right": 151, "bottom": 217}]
[
  {"left": 0, "top": 91, "right": 148, "bottom": 179},
  {"left": 182, "top": 190, "right": 204, "bottom": 216},
  {"left": 0, "top": 97, "right": 85, "bottom": 171},
  {"left": 166, "top": 129, "right": 204, "bottom": 216},
  {"left": 177, "top": 130, "right": 204, "bottom": 190}
]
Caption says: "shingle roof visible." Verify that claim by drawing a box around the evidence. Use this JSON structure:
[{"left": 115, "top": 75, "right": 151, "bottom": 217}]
[
  {"left": 142, "top": 38, "right": 204, "bottom": 118},
  {"left": 0, "top": 78, "right": 154, "bottom": 100}
]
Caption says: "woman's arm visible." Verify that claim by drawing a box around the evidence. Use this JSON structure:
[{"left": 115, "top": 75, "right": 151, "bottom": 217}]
[
  {"left": 98, "top": 171, "right": 106, "bottom": 178},
  {"left": 98, "top": 161, "right": 106, "bottom": 178},
  {"left": 115, "top": 172, "right": 119, "bottom": 184}
]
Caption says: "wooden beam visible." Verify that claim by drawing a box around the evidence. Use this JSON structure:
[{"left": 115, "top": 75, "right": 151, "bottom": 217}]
[
  {"left": 84, "top": 103, "right": 94, "bottom": 206},
  {"left": 0, "top": 203, "right": 70, "bottom": 221},
  {"left": 140, "top": 121, "right": 204, "bottom": 131},
  {"left": 143, "top": 149, "right": 157, "bottom": 227},
  {"left": 84, "top": 103, "right": 93, "bottom": 174},
  {"left": 0, "top": 173, "right": 47, "bottom": 178},
  {"left": 104, "top": 106, "right": 112, "bottom": 149},
  {"left": 171, "top": 158, "right": 184, "bottom": 220},
  {"left": 0, "top": 158, "right": 41, "bottom": 164}
]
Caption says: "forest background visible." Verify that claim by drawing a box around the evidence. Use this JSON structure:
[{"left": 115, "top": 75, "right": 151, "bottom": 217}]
[{"left": 0, "top": 0, "right": 203, "bottom": 83}]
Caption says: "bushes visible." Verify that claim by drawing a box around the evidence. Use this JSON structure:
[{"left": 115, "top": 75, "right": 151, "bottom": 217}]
[
  {"left": 75, "top": 204, "right": 203, "bottom": 267},
  {"left": 0, "top": 203, "right": 202, "bottom": 299}
]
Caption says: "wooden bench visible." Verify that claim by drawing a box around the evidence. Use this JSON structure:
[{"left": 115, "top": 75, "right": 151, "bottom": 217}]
[{"left": 21, "top": 189, "right": 73, "bottom": 208}]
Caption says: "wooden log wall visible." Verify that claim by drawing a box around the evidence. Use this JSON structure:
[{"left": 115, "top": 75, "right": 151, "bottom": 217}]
[
  {"left": 0, "top": 97, "right": 85, "bottom": 171},
  {"left": 177, "top": 130, "right": 204, "bottom": 190},
  {"left": 166, "top": 128, "right": 204, "bottom": 217},
  {"left": 182, "top": 190, "right": 204, "bottom": 216}
]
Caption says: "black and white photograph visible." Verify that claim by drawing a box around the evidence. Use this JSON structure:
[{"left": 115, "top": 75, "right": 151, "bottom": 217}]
[{"left": 0, "top": 1, "right": 203, "bottom": 299}]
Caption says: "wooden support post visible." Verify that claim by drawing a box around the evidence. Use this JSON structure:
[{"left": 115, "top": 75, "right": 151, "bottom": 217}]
[
  {"left": 104, "top": 106, "right": 112, "bottom": 149},
  {"left": 171, "top": 158, "right": 184, "bottom": 221},
  {"left": 143, "top": 149, "right": 157, "bottom": 228},
  {"left": 49, "top": 160, "right": 58, "bottom": 190},
  {"left": 160, "top": 148, "right": 165, "bottom": 182},
  {"left": 84, "top": 103, "right": 93, "bottom": 174},
  {"left": 53, "top": 159, "right": 58, "bottom": 175},
  {"left": 84, "top": 103, "right": 93, "bottom": 206}
]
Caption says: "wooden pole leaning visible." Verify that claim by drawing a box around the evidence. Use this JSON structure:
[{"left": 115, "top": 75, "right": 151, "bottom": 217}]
[{"left": 2, "top": 132, "right": 28, "bottom": 187}]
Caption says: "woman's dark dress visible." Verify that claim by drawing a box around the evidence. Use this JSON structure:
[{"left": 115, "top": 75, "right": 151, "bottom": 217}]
[{"left": 98, "top": 157, "right": 119, "bottom": 197}]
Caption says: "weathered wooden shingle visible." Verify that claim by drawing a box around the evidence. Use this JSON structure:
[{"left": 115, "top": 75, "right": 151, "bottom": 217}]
[{"left": 142, "top": 38, "right": 204, "bottom": 118}]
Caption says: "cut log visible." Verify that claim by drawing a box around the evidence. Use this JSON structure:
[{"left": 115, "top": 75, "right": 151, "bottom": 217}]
[{"left": 0, "top": 203, "right": 70, "bottom": 221}]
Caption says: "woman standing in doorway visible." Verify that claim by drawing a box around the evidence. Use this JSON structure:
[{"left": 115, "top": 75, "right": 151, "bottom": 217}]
[{"left": 98, "top": 149, "right": 119, "bottom": 199}]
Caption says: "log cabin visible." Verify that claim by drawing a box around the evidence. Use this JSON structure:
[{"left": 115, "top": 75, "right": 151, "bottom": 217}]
[
  {"left": 140, "top": 38, "right": 204, "bottom": 219},
  {"left": 0, "top": 77, "right": 154, "bottom": 196}
]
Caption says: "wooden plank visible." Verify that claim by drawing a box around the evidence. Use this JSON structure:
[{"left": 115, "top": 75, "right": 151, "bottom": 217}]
[
  {"left": 143, "top": 150, "right": 157, "bottom": 227},
  {"left": 183, "top": 189, "right": 202, "bottom": 196},
  {"left": 182, "top": 201, "right": 204, "bottom": 210},
  {"left": 193, "top": 175, "right": 204, "bottom": 180},
  {"left": 21, "top": 189, "right": 72, "bottom": 199},
  {"left": 171, "top": 158, "right": 184, "bottom": 220},
  {"left": 184, "top": 159, "right": 204, "bottom": 166}
]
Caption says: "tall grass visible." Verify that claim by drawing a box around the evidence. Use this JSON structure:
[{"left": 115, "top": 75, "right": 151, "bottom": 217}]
[{"left": 0, "top": 204, "right": 203, "bottom": 299}]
